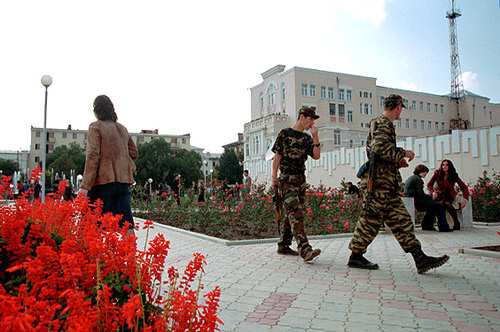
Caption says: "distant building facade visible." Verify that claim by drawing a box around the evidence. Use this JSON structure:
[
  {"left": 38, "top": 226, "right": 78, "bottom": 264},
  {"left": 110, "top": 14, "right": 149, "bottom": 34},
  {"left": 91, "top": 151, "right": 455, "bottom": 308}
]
[
  {"left": 28, "top": 126, "right": 191, "bottom": 172},
  {"left": 0, "top": 150, "right": 29, "bottom": 177},
  {"left": 244, "top": 65, "right": 500, "bottom": 183}
]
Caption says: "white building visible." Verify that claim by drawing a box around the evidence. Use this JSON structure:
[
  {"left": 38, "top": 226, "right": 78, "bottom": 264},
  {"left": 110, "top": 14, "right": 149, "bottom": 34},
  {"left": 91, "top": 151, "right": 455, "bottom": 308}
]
[{"left": 244, "top": 65, "right": 500, "bottom": 184}]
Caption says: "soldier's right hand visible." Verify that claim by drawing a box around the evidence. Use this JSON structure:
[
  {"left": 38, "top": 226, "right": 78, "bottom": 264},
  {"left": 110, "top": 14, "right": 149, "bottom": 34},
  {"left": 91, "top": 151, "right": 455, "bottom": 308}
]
[{"left": 405, "top": 150, "right": 415, "bottom": 161}]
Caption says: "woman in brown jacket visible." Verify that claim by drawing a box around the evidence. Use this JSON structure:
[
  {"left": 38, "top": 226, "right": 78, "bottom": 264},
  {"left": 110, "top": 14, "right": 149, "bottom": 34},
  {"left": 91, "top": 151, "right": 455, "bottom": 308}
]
[
  {"left": 427, "top": 159, "right": 469, "bottom": 230},
  {"left": 79, "top": 95, "right": 138, "bottom": 236}
]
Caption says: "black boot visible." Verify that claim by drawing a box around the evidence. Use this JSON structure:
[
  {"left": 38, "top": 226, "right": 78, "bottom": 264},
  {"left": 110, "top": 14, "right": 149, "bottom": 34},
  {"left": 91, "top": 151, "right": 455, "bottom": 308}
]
[
  {"left": 348, "top": 252, "right": 379, "bottom": 270},
  {"left": 411, "top": 248, "right": 450, "bottom": 274}
]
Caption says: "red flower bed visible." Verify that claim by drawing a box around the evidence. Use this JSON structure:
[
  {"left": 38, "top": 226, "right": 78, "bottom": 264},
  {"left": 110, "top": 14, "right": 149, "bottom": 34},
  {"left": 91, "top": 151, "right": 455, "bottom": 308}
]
[{"left": 0, "top": 167, "right": 222, "bottom": 331}]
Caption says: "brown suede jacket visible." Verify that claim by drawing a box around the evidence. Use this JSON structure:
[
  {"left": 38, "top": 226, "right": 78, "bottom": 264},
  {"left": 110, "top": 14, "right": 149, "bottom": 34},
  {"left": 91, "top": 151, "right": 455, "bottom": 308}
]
[{"left": 80, "top": 120, "right": 138, "bottom": 190}]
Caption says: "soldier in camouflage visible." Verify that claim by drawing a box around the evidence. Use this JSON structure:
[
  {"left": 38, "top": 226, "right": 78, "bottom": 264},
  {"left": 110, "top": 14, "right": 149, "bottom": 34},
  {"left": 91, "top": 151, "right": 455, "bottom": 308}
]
[
  {"left": 348, "top": 94, "right": 450, "bottom": 274},
  {"left": 271, "top": 107, "right": 322, "bottom": 262}
]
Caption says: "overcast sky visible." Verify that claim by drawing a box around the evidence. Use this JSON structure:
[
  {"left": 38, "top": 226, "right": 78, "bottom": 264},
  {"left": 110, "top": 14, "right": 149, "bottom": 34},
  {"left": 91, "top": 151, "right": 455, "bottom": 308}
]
[{"left": 1, "top": 0, "right": 499, "bottom": 154}]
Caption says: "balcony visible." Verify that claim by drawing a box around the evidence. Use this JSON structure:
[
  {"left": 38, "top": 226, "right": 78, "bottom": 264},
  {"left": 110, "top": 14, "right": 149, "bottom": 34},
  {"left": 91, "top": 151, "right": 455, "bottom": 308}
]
[{"left": 244, "top": 113, "right": 290, "bottom": 134}]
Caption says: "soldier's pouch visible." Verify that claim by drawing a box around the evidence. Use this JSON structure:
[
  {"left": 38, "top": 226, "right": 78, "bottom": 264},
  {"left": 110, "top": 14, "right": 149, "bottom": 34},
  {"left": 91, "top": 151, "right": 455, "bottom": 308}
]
[{"left": 357, "top": 161, "right": 370, "bottom": 178}]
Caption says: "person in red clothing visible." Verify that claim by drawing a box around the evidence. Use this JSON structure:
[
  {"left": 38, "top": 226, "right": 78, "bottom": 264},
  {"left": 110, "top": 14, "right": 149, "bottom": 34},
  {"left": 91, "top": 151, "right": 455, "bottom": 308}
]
[{"left": 427, "top": 159, "right": 469, "bottom": 230}]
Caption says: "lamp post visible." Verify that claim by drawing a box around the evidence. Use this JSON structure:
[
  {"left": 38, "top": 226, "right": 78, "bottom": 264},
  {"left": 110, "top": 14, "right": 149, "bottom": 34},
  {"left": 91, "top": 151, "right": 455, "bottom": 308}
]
[
  {"left": 203, "top": 160, "right": 208, "bottom": 185},
  {"left": 41, "top": 75, "right": 52, "bottom": 203}
]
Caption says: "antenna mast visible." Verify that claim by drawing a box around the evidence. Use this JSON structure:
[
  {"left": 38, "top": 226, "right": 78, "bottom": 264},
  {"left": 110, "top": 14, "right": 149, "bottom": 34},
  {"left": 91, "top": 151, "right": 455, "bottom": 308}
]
[{"left": 446, "top": 0, "right": 468, "bottom": 129}]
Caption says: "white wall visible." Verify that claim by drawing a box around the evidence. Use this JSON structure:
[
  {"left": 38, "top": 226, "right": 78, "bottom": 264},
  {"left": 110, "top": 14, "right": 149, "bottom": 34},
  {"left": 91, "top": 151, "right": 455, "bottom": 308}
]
[{"left": 245, "top": 125, "right": 500, "bottom": 187}]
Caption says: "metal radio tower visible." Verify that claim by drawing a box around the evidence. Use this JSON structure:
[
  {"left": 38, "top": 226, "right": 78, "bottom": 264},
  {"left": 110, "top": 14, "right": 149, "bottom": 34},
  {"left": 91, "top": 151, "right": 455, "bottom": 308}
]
[{"left": 446, "top": 0, "right": 469, "bottom": 129}]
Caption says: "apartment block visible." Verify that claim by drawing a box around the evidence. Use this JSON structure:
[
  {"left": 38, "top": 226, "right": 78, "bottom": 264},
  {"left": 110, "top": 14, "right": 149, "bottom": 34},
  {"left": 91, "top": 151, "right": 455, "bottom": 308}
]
[
  {"left": 244, "top": 65, "right": 500, "bottom": 173},
  {"left": 28, "top": 126, "right": 191, "bottom": 172}
]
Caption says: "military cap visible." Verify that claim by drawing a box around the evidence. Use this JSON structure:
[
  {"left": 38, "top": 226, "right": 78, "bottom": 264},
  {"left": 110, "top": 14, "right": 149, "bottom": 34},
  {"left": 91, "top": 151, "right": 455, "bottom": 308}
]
[
  {"left": 299, "top": 106, "right": 320, "bottom": 119},
  {"left": 383, "top": 94, "right": 406, "bottom": 108}
]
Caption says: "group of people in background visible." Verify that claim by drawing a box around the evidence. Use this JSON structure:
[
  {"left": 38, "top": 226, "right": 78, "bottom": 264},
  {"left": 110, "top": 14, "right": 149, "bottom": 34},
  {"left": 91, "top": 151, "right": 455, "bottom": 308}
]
[{"left": 404, "top": 159, "right": 468, "bottom": 232}]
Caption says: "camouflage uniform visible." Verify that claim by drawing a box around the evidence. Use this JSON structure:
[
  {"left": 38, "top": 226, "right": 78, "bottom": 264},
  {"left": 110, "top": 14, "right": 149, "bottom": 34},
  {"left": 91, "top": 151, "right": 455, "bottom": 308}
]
[
  {"left": 349, "top": 115, "right": 421, "bottom": 254},
  {"left": 272, "top": 127, "right": 314, "bottom": 257}
]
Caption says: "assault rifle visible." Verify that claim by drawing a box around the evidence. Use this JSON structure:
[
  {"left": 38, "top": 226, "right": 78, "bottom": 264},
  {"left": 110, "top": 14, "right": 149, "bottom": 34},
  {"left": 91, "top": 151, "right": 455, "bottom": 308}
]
[
  {"left": 364, "top": 121, "right": 377, "bottom": 217},
  {"left": 273, "top": 184, "right": 283, "bottom": 235}
]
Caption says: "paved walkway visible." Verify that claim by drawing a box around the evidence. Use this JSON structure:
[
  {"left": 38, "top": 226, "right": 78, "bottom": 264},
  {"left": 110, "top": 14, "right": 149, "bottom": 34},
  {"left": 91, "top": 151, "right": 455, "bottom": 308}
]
[{"left": 136, "top": 221, "right": 500, "bottom": 332}]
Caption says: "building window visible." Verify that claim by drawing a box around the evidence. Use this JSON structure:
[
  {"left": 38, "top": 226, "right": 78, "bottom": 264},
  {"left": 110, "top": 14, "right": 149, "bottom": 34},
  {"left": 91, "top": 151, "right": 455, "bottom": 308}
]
[
  {"left": 441, "top": 104, "right": 444, "bottom": 113},
  {"left": 281, "top": 83, "right": 286, "bottom": 100},
  {"left": 360, "top": 91, "right": 363, "bottom": 98},
  {"left": 301, "top": 84, "right": 308, "bottom": 96},
  {"left": 364, "top": 104, "right": 370, "bottom": 115},
  {"left": 428, "top": 121, "right": 432, "bottom": 130},
  {"left": 380, "top": 96, "right": 385, "bottom": 107},
  {"left": 441, "top": 122, "right": 445, "bottom": 131},
  {"left": 62, "top": 132, "right": 67, "bottom": 139},
  {"left": 328, "top": 87, "right": 334, "bottom": 99},
  {"left": 413, "top": 119, "right": 417, "bottom": 129},
  {"left": 369, "top": 92, "right": 372, "bottom": 98},
  {"left": 412, "top": 100, "right": 417, "bottom": 110},
  {"left": 267, "top": 83, "right": 277, "bottom": 105},
  {"left": 421, "top": 120, "right": 425, "bottom": 130},
  {"left": 419, "top": 101, "right": 424, "bottom": 112},
  {"left": 347, "top": 110, "right": 353, "bottom": 122},
  {"left": 48, "top": 132, "right": 54, "bottom": 139},
  {"left": 329, "top": 103, "right": 336, "bottom": 116},
  {"left": 434, "top": 103, "right": 438, "bottom": 113},
  {"left": 484, "top": 106, "right": 487, "bottom": 116},
  {"left": 36, "top": 131, "right": 41, "bottom": 138},
  {"left": 309, "top": 85, "right": 316, "bottom": 97},
  {"left": 338, "top": 89, "right": 345, "bottom": 100},
  {"left": 397, "top": 119, "right": 402, "bottom": 128},
  {"left": 435, "top": 121, "right": 439, "bottom": 131},
  {"left": 334, "top": 129, "right": 341, "bottom": 145},
  {"left": 349, "top": 139, "right": 353, "bottom": 148},
  {"left": 182, "top": 138, "right": 186, "bottom": 144},
  {"left": 427, "top": 102, "right": 431, "bottom": 113},
  {"left": 35, "top": 156, "right": 40, "bottom": 162},
  {"left": 346, "top": 89, "right": 352, "bottom": 101},
  {"left": 259, "top": 93, "right": 264, "bottom": 110},
  {"left": 369, "top": 104, "right": 373, "bottom": 115},
  {"left": 73, "top": 133, "right": 77, "bottom": 139},
  {"left": 405, "top": 118, "right": 410, "bottom": 129},
  {"left": 321, "top": 86, "right": 326, "bottom": 98},
  {"left": 363, "top": 91, "right": 368, "bottom": 98},
  {"left": 35, "top": 144, "right": 40, "bottom": 150},
  {"left": 338, "top": 104, "right": 345, "bottom": 117},
  {"left": 138, "top": 136, "right": 144, "bottom": 143}
]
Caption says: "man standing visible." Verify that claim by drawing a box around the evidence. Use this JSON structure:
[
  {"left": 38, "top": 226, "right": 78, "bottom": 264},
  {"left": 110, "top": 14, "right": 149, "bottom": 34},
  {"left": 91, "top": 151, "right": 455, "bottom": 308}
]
[
  {"left": 348, "top": 94, "right": 449, "bottom": 274},
  {"left": 271, "top": 106, "right": 322, "bottom": 262},
  {"left": 243, "top": 170, "right": 252, "bottom": 194}
]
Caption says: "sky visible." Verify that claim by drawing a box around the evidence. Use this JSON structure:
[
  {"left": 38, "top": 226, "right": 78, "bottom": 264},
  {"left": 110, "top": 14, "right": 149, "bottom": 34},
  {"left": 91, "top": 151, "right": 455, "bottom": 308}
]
[{"left": 1, "top": 0, "right": 499, "bottom": 154}]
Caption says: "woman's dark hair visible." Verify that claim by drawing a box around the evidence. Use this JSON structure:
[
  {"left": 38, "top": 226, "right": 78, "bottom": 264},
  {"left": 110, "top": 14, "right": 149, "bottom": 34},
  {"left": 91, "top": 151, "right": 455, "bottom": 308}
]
[
  {"left": 413, "top": 164, "right": 429, "bottom": 175},
  {"left": 437, "top": 159, "right": 458, "bottom": 182},
  {"left": 93, "top": 95, "right": 117, "bottom": 121}
]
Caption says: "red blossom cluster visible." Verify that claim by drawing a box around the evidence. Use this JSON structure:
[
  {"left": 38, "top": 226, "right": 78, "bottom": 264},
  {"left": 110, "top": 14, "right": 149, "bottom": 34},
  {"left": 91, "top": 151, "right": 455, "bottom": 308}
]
[{"left": 0, "top": 167, "right": 222, "bottom": 331}]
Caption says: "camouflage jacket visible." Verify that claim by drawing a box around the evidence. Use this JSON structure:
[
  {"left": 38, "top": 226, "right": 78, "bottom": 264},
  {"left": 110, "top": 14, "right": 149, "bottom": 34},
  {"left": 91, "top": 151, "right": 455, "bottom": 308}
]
[
  {"left": 272, "top": 128, "right": 314, "bottom": 176},
  {"left": 366, "top": 115, "right": 405, "bottom": 193}
]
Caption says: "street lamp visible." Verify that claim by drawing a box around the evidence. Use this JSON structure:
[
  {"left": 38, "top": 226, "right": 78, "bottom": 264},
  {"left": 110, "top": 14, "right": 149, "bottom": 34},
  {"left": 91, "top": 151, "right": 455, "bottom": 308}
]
[
  {"left": 41, "top": 75, "right": 52, "bottom": 203},
  {"left": 203, "top": 160, "right": 208, "bottom": 185}
]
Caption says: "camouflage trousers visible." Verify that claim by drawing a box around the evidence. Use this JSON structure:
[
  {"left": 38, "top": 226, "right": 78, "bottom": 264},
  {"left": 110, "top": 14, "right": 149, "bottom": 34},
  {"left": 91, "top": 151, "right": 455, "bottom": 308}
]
[
  {"left": 349, "top": 191, "right": 421, "bottom": 254},
  {"left": 277, "top": 174, "right": 311, "bottom": 257}
]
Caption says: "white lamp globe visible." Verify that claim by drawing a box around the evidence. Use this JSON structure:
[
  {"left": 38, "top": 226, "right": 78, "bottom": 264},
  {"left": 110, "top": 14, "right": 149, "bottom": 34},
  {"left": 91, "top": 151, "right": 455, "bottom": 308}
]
[{"left": 41, "top": 75, "right": 53, "bottom": 87}]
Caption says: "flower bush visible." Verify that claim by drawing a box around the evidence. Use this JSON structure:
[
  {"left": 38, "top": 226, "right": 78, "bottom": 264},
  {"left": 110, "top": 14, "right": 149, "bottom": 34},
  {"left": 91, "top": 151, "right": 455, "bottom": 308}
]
[
  {"left": 0, "top": 167, "right": 222, "bottom": 331},
  {"left": 133, "top": 183, "right": 360, "bottom": 240},
  {"left": 470, "top": 170, "right": 500, "bottom": 223}
]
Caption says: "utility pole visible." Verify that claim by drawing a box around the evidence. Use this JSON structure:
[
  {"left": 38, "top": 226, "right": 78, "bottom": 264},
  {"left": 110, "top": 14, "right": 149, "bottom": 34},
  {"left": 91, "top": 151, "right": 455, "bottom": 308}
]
[{"left": 446, "top": 0, "right": 469, "bottom": 130}]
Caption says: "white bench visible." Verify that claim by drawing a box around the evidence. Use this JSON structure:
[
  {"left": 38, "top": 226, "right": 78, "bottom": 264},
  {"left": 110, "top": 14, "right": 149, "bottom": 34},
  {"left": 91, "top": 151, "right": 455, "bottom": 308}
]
[{"left": 401, "top": 196, "right": 473, "bottom": 229}]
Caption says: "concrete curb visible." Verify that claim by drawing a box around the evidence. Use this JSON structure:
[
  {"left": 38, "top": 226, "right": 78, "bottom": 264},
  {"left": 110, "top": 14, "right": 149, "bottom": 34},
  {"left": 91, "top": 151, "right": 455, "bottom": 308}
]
[{"left": 459, "top": 247, "right": 500, "bottom": 259}]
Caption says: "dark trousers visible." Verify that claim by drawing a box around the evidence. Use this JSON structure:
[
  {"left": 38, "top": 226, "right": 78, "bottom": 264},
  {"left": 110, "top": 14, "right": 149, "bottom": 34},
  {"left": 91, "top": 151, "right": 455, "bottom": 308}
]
[
  {"left": 89, "top": 182, "right": 134, "bottom": 230},
  {"left": 418, "top": 200, "right": 450, "bottom": 231}
]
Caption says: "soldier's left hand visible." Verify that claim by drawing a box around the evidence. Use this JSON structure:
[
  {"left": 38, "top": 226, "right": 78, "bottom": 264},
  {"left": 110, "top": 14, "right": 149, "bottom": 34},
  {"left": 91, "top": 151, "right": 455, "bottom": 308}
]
[{"left": 311, "top": 125, "right": 318, "bottom": 137}]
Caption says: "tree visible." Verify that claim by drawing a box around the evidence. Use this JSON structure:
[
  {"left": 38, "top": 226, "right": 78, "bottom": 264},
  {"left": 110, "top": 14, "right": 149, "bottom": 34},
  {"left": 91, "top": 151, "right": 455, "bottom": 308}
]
[
  {"left": 216, "top": 148, "right": 242, "bottom": 185},
  {"left": 134, "top": 139, "right": 202, "bottom": 188},
  {"left": 46, "top": 142, "right": 86, "bottom": 178},
  {"left": 0, "top": 159, "right": 18, "bottom": 177}
]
